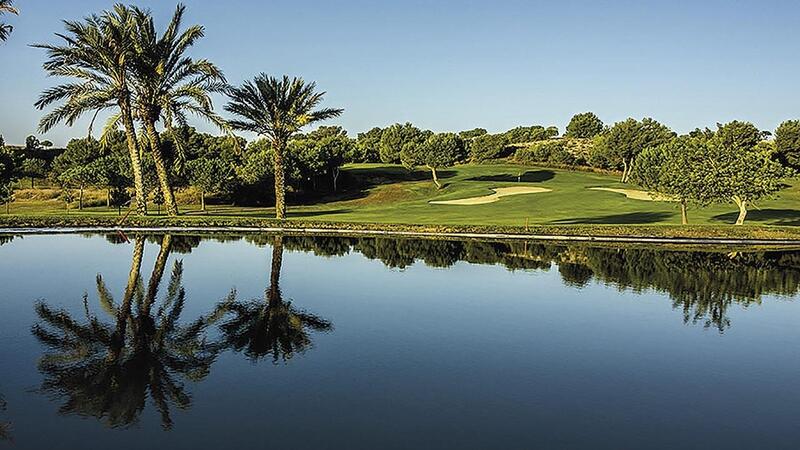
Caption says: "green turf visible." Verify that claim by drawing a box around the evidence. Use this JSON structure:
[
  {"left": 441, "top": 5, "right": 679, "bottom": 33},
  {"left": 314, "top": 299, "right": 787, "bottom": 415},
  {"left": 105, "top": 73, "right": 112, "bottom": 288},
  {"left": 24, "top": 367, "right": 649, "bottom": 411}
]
[{"left": 5, "top": 163, "right": 800, "bottom": 228}]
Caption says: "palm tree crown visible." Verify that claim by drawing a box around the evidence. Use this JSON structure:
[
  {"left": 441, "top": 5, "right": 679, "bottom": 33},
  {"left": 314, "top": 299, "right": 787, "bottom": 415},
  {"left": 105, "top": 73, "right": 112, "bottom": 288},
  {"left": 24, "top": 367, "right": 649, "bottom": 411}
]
[
  {"left": 0, "top": 0, "right": 18, "bottom": 42},
  {"left": 225, "top": 75, "right": 342, "bottom": 145}
]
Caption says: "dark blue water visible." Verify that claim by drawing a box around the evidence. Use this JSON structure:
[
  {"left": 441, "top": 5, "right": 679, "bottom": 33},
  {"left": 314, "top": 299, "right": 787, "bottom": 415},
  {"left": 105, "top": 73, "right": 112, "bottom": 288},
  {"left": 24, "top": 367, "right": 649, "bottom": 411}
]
[{"left": 0, "top": 233, "right": 799, "bottom": 449}]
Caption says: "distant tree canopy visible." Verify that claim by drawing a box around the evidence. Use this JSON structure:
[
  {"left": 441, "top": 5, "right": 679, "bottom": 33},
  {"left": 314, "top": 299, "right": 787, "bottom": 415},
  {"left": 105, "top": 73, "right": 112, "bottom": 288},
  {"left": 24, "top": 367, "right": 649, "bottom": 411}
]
[
  {"left": 290, "top": 126, "right": 353, "bottom": 191},
  {"left": 595, "top": 118, "right": 675, "bottom": 182},
  {"left": 775, "top": 120, "right": 800, "bottom": 169},
  {"left": 353, "top": 127, "right": 383, "bottom": 163},
  {"left": 401, "top": 132, "right": 466, "bottom": 189},
  {"left": 379, "top": 123, "right": 430, "bottom": 164},
  {"left": 565, "top": 112, "right": 604, "bottom": 138}
]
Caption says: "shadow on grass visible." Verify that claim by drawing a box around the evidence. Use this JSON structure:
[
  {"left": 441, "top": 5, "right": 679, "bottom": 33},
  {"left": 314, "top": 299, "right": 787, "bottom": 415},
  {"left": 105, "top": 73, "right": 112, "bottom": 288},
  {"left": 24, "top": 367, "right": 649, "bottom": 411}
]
[
  {"left": 711, "top": 209, "right": 800, "bottom": 226},
  {"left": 466, "top": 170, "right": 555, "bottom": 183},
  {"left": 289, "top": 209, "right": 352, "bottom": 218},
  {"left": 551, "top": 212, "right": 674, "bottom": 224},
  {"left": 292, "top": 168, "right": 458, "bottom": 206}
]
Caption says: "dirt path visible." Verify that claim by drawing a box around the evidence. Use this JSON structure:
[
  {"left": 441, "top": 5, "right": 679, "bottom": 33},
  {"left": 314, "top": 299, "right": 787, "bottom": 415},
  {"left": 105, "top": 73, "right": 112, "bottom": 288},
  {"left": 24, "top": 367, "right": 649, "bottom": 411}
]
[{"left": 430, "top": 186, "right": 552, "bottom": 205}]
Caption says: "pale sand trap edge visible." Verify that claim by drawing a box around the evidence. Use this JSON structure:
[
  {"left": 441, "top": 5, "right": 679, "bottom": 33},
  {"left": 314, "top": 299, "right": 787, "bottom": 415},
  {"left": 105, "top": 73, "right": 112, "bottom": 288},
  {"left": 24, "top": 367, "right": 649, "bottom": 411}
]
[
  {"left": 589, "top": 187, "right": 674, "bottom": 202},
  {"left": 430, "top": 186, "right": 552, "bottom": 205}
]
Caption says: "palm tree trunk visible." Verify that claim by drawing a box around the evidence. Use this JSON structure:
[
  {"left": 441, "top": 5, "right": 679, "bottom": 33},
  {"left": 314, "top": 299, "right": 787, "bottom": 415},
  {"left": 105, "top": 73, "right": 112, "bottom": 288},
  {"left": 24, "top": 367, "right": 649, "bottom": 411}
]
[
  {"left": 621, "top": 158, "right": 630, "bottom": 183},
  {"left": 78, "top": 185, "right": 84, "bottom": 210},
  {"left": 144, "top": 234, "right": 172, "bottom": 312},
  {"left": 268, "top": 235, "right": 283, "bottom": 303},
  {"left": 110, "top": 236, "right": 145, "bottom": 362},
  {"left": 273, "top": 142, "right": 287, "bottom": 220},
  {"left": 200, "top": 189, "right": 206, "bottom": 211},
  {"left": 119, "top": 98, "right": 147, "bottom": 215},
  {"left": 144, "top": 121, "right": 179, "bottom": 216}
]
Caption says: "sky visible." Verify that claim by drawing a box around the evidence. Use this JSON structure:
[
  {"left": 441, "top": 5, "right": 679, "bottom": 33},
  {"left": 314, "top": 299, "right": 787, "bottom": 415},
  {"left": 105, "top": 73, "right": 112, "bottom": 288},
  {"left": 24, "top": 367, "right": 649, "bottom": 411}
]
[{"left": 0, "top": 0, "right": 799, "bottom": 146}]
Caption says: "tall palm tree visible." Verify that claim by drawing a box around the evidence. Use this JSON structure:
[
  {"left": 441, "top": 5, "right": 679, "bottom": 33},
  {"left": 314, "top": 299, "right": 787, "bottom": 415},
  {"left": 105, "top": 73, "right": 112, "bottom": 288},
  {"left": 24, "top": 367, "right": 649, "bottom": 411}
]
[
  {"left": 34, "top": 5, "right": 148, "bottom": 214},
  {"left": 225, "top": 75, "right": 342, "bottom": 219},
  {"left": 32, "top": 235, "right": 220, "bottom": 429},
  {"left": 129, "top": 4, "right": 229, "bottom": 216},
  {"left": 0, "top": 0, "right": 18, "bottom": 42},
  {"left": 214, "top": 235, "right": 333, "bottom": 362}
]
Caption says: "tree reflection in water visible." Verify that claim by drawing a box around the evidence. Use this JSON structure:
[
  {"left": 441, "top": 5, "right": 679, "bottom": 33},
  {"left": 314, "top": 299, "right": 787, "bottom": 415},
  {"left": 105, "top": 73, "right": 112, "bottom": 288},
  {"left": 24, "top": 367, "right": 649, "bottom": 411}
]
[
  {"left": 276, "top": 235, "right": 800, "bottom": 333},
  {"left": 214, "top": 235, "right": 333, "bottom": 363},
  {"left": 32, "top": 235, "right": 221, "bottom": 429},
  {"left": 0, "top": 394, "right": 10, "bottom": 442}
]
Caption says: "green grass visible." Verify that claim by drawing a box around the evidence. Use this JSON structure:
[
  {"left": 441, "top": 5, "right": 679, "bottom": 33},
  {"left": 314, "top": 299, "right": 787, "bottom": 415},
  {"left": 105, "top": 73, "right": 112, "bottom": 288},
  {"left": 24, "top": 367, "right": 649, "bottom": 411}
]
[{"left": 4, "top": 163, "right": 800, "bottom": 232}]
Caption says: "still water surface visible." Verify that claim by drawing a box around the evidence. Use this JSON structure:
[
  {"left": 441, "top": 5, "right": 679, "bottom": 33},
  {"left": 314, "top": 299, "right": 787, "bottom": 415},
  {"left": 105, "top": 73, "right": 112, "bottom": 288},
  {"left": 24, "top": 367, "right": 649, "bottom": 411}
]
[{"left": 0, "top": 233, "right": 799, "bottom": 449}]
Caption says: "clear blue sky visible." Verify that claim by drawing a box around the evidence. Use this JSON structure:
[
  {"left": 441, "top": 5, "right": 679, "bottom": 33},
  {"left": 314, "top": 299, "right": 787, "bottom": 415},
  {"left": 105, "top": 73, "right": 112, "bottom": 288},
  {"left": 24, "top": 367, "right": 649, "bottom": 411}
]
[{"left": 1, "top": 0, "right": 798, "bottom": 146}]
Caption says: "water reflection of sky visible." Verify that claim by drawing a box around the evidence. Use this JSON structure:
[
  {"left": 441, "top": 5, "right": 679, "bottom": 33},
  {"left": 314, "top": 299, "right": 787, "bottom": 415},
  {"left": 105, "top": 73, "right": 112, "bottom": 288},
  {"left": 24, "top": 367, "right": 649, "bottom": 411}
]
[{"left": 0, "top": 234, "right": 798, "bottom": 450}]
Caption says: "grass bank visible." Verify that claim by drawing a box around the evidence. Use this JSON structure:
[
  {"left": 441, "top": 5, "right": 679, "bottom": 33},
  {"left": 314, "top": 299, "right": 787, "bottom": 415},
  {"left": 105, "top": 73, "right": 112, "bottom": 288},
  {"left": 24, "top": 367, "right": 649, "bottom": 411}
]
[{"left": 3, "top": 163, "right": 800, "bottom": 240}]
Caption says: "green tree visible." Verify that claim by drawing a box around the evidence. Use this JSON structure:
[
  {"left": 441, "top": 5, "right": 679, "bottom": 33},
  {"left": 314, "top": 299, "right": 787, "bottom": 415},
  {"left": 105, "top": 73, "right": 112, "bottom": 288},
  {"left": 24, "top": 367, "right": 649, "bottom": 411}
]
[
  {"left": 353, "top": 127, "right": 383, "bottom": 163},
  {"left": 775, "top": 120, "right": 800, "bottom": 169},
  {"left": 714, "top": 120, "right": 761, "bottom": 153},
  {"left": 565, "top": 112, "right": 604, "bottom": 138},
  {"left": 35, "top": 5, "right": 148, "bottom": 214},
  {"left": 631, "top": 137, "right": 715, "bottom": 224},
  {"left": 186, "top": 157, "right": 235, "bottom": 211},
  {"left": 504, "top": 125, "right": 558, "bottom": 144},
  {"left": 0, "top": 0, "right": 17, "bottom": 42},
  {"left": 225, "top": 74, "right": 343, "bottom": 219},
  {"left": 709, "top": 133, "right": 788, "bottom": 225},
  {"left": 291, "top": 126, "right": 352, "bottom": 191},
  {"left": 469, "top": 133, "right": 509, "bottom": 162},
  {"left": 595, "top": 117, "right": 675, "bottom": 182},
  {"left": 379, "top": 122, "right": 429, "bottom": 164},
  {"left": 0, "top": 147, "right": 19, "bottom": 213},
  {"left": 20, "top": 158, "right": 47, "bottom": 188},
  {"left": 129, "top": 4, "right": 229, "bottom": 217},
  {"left": 401, "top": 132, "right": 465, "bottom": 189}
]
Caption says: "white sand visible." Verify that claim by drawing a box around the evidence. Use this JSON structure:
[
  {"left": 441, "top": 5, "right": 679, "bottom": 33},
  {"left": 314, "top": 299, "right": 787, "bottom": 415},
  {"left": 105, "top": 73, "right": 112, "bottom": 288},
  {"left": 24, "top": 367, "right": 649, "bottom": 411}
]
[
  {"left": 430, "top": 186, "right": 552, "bottom": 205},
  {"left": 590, "top": 187, "right": 673, "bottom": 202}
]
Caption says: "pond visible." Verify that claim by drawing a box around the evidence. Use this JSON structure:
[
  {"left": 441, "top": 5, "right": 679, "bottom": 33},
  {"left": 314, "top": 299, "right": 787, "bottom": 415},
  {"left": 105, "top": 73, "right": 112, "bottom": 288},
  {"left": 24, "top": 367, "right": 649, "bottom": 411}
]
[{"left": 0, "top": 233, "right": 799, "bottom": 449}]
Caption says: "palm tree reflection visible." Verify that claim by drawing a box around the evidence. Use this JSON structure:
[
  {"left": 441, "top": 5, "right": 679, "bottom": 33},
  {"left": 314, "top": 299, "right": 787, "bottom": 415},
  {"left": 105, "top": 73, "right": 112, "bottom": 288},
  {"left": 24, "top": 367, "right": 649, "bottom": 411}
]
[
  {"left": 216, "top": 235, "right": 333, "bottom": 363},
  {"left": 32, "top": 235, "right": 220, "bottom": 429},
  {"left": 0, "top": 394, "right": 11, "bottom": 442}
]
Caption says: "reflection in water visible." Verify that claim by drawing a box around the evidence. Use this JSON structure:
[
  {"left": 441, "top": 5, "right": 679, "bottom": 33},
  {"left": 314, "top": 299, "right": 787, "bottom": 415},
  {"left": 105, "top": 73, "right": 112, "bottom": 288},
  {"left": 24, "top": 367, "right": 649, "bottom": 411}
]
[
  {"left": 275, "top": 236, "right": 800, "bottom": 333},
  {"left": 214, "top": 235, "right": 333, "bottom": 363},
  {"left": 32, "top": 236, "right": 220, "bottom": 429},
  {"left": 0, "top": 394, "right": 10, "bottom": 443}
]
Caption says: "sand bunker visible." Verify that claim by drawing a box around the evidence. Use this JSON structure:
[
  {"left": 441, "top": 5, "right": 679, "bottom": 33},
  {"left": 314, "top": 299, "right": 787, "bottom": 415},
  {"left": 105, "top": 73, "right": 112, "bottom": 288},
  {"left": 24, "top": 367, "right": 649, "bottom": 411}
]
[
  {"left": 590, "top": 187, "right": 673, "bottom": 202},
  {"left": 430, "top": 186, "right": 552, "bottom": 205}
]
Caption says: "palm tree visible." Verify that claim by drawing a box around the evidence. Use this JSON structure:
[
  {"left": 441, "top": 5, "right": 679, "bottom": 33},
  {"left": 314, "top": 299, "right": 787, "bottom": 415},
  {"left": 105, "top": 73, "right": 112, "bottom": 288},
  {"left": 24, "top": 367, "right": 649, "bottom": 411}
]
[
  {"left": 215, "top": 235, "right": 333, "bottom": 362},
  {"left": 34, "top": 6, "right": 148, "bottom": 214},
  {"left": 32, "top": 235, "right": 220, "bottom": 429},
  {"left": 0, "top": 0, "right": 18, "bottom": 42},
  {"left": 129, "top": 4, "right": 229, "bottom": 216},
  {"left": 225, "top": 75, "right": 342, "bottom": 219}
]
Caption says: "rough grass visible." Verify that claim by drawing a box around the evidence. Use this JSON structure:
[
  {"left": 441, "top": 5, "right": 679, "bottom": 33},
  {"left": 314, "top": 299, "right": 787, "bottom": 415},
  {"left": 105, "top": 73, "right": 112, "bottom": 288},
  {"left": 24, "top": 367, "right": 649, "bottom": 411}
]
[{"left": 5, "top": 163, "right": 800, "bottom": 234}]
